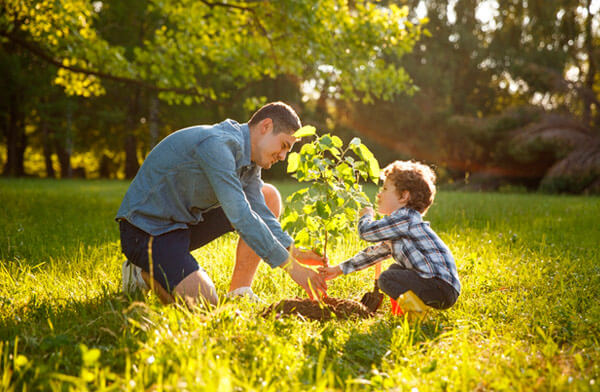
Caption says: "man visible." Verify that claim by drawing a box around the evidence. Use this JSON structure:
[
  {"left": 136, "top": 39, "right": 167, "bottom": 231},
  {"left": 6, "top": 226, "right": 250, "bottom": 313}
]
[{"left": 116, "top": 102, "right": 327, "bottom": 307}]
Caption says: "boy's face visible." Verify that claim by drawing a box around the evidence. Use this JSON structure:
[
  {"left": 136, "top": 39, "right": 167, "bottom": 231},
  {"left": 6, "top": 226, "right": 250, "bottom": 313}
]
[{"left": 377, "top": 179, "right": 407, "bottom": 215}]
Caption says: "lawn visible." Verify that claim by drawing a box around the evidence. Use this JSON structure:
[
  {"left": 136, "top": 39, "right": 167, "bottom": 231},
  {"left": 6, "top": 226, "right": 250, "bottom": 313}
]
[{"left": 0, "top": 179, "right": 599, "bottom": 391}]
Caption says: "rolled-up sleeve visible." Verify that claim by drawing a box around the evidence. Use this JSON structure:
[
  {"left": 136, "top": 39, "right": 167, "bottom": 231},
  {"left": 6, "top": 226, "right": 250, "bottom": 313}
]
[
  {"left": 195, "top": 136, "right": 290, "bottom": 267},
  {"left": 339, "top": 242, "right": 391, "bottom": 274}
]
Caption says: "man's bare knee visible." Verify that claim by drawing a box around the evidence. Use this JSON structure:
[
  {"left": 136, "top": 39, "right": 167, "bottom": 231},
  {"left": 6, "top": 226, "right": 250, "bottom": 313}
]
[
  {"left": 174, "top": 270, "right": 218, "bottom": 307},
  {"left": 262, "top": 183, "right": 282, "bottom": 217}
]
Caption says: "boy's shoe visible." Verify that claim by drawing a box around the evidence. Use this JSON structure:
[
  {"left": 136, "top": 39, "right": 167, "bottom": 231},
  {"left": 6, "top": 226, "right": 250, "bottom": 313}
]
[
  {"left": 226, "top": 286, "right": 263, "bottom": 303},
  {"left": 122, "top": 261, "right": 148, "bottom": 294},
  {"left": 391, "top": 290, "right": 430, "bottom": 319}
]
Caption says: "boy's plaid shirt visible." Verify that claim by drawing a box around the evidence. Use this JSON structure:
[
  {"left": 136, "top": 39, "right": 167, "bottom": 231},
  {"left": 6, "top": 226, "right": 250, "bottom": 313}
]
[{"left": 339, "top": 207, "right": 461, "bottom": 294}]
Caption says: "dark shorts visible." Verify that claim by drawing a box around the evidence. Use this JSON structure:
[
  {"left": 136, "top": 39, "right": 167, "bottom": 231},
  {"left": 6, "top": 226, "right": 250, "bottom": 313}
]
[
  {"left": 119, "top": 208, "right": 235, "bottom": 292},
  {"left": 378, "top": 264, "right": 459, "bottom": 309}
]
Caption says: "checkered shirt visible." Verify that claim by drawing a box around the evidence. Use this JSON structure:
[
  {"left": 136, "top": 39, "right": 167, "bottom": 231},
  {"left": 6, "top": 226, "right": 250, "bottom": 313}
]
[{"left": 339, "top": 207, "right": 461, "bottom": 294}]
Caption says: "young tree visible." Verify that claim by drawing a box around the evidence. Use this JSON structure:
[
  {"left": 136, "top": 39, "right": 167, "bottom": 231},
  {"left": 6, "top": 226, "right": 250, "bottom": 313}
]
[{"left": 282, "top": 126, "right": 380, "bottom": 259}]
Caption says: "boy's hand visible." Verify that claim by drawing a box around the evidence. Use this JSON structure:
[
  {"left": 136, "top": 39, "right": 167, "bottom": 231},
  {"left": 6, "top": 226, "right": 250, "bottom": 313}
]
[
  {"left": 360, "top": 206, "right": 374, "bottom": 217},
  {"left": 282, "top": 260, "right": 327, "bottom": 300},
  {"left": 318, "top": 265, "right": 343, "bottom": 281},
  {"left": 291, "top": 244, "right": 328, "bottom": 266}
]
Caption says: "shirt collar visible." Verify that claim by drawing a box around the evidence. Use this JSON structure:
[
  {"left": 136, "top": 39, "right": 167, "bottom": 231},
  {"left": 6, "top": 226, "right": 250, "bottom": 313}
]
[
  {"left": 223, "top": 119, "right": 252, "bottom": 167},
  {"left": 391, "top": 206, "right": 421, "bottom": 218},
  {"left": 241, "top": 123, "right": 252, "bottom": 167}
]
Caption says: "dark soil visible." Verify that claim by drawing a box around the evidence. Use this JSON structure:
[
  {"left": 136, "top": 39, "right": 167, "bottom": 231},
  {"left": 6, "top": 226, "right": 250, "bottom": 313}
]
[{"left": 262, "top": 296, "right": 373, "bottom": 321}]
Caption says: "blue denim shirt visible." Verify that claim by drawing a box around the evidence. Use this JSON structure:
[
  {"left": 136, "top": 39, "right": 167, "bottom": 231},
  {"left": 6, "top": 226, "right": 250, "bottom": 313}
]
[{"left": 116, "top": 119, "right": 293, "bottom": 268}]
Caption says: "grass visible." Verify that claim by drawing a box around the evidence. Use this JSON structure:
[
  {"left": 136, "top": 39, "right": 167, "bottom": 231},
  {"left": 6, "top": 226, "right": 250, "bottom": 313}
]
[{"left": 0, "top": 178, "right": 599, "bottom": 391}]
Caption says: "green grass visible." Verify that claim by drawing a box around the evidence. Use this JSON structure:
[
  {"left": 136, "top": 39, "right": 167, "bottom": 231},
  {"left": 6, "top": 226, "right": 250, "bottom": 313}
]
[{"left": 0, "top": 179, "right": 599, "bottom": 391}]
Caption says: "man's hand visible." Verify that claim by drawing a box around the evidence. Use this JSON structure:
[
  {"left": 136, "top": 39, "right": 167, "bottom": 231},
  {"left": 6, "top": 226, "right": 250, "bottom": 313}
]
[
  {"left": 360, "top": 206, "right": 375, "bottom": 217},
  {"left": 291, "top": 244, "right": 328, "bottom": 266},
  {"left": 282, "top": 260, "right": 327, "bottom": 300},
  {"left": 318, "top": 265, "right": 343, "bottom": 281}
]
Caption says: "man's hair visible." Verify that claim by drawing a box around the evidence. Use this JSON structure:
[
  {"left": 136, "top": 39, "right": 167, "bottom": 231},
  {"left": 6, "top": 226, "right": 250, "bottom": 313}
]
[
  {"left": 248, "top": 102, "right": 301, "bottom": 134},
  {"left": 382, "top": 160, "right": 437, "bottom": 215}
]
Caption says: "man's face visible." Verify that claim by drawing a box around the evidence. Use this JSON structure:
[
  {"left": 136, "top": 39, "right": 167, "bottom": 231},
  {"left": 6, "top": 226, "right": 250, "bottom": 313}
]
[{"left": 254, "top": 121, "right": 298, "bottom": 169}]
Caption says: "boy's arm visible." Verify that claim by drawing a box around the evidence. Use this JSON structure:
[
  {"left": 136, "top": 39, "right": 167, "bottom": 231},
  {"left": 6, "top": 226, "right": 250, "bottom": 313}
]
[
  {"left": 338, "top": 242, "right": 392, "bottom": 275},
  {"left": 357, "top": 211, "right": 410, "bottom": 242}
]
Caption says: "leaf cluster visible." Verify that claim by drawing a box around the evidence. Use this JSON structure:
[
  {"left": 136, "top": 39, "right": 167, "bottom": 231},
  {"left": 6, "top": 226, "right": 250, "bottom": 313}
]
[
  {"left": 1, "top": 0, "right": 423, "bottom": 104},
  {"left": 281, "top": 126, "right": 380, "bottom": 256}
]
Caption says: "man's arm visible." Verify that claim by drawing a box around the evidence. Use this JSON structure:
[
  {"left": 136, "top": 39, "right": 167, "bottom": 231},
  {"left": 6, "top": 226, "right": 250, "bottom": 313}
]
[
  {"left": 243, "top": 172, "right": 294, "bottom": 249},
  {"left": 244, "top": 173, "right": 328, "bottom": 266},
  {"left": 196, "top": 136, "right": 289, "bottom": 267}
]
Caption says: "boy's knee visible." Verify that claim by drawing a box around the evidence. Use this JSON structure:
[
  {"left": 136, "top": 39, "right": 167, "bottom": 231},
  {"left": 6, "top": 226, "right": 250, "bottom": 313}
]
[
  {"left": 378, "top": 268, "right": 393, "bottom": 283},
  {"left": 378, "top": 270, "right": 401, "bottom": 299},
  {"left": 262, "top": 183, "right": 282, "bottom": 217}
]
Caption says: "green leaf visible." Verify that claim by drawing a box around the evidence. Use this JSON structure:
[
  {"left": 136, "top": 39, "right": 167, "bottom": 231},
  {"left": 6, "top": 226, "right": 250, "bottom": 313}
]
[
  {"left": 349, "top": 137, "right": 362, "bottom": 147},
  {"left": 300, "top": 143, "right": 316, "bottom": 156},
  {"left": 293, "top": 126, "right": 317, "bottom": 138},
  {"left": 295, "top": 229, "right": 311, "bottom": 247},
  {"left": 287, "top": 152, "right": 300, "bottom": 173},
  {"left": 316, "top": 200, "right": 331, "bottom": 218},
  {"left": 281, "top": 209, "right": 299, "bottom": 231},
  {"left": 303, "top": 204, "right": 315, "bottom": 214},
  {"left": 81, "top": 345, "right": 101, "bottom": 366},
  {"left": 332, "top": 135, "right": 343, "bottom": 148},
  {"left": 336, "top": 162, "right": 353, "bottom": 179},
  {"left": 14, "top": 355, "right": 28, "bottom": 368},
  {"left": 356, "top": 144, "right": 380, "bottom": 182},
  {"left": 319, "top": 134, "right": 333, "bottom": 148}
]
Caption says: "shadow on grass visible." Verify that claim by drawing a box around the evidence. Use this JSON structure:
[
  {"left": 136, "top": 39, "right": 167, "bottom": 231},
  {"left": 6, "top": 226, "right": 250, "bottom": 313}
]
[
  {"left": 0, "top": 289, "right": 151, "bottom": 389},
  {"left": 339, "top": 315, "right": 443, "bottom": 372},
  {"left": 297, "top": 314, "right": 445, "bottom": 386}
]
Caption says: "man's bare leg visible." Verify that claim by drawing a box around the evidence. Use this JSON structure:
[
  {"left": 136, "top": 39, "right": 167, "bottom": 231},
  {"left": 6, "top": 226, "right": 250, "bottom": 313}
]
[
  {"left": 141, "top": 269, "right": 218, "bottom": 308},
  {"left": 228, "top": 183, "right": 282, "bottom": 292}
]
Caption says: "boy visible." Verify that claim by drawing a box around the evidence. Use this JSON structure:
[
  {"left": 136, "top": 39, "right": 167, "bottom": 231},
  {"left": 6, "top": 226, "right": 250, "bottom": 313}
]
[{"left": 319, "top": 160, "right": 460, "bottom": 312}]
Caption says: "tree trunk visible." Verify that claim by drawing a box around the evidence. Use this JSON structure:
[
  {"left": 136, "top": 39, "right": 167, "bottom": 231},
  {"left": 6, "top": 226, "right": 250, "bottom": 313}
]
[
  {"left": 41, "top": 120, "right": 56, "bottom": 178},
  {"left": 55, "top": 141, "right": 71, "bottom": 179},
  {"left": 124, "top": 89, "right": 141, "bottom": 179},
  {"left": 582, "top": 0, "right": 595, "bottom": 128},
  {"left": 149, "top": 94, "right": 160, "bottom": 149},
  {"left": 2, "top": 93, "right": 26, "bottom": 177}
]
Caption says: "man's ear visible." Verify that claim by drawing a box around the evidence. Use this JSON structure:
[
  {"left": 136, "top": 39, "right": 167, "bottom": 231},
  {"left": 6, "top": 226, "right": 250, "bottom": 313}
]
[{"left": 260, "top": 118, "right": 273, "bottom": 134}]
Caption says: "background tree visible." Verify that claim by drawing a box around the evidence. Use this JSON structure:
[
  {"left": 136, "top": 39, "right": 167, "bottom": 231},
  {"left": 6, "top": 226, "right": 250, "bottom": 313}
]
[
  {"left": 336, "top": 0, "right": 599, "bottom": 192},
  {"left": 1, "top": 0, "right": 423, "bottom": 177}
]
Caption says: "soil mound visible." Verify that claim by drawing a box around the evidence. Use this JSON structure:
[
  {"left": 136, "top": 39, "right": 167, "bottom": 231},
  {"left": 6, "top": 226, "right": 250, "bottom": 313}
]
[{"left": 262, "top": 296, "right": 373, "bottom": 321}]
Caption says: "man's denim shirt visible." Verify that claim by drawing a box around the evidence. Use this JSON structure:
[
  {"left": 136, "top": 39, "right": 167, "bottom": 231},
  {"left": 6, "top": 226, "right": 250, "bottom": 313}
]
[{"left": 116, "top": 119, "right": 293, "bottom": 268}]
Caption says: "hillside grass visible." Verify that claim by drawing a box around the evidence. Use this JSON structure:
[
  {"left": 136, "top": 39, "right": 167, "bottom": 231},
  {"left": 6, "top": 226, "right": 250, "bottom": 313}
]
[{"left": 0, "top": 178, "right": 599, "bottom": 391}]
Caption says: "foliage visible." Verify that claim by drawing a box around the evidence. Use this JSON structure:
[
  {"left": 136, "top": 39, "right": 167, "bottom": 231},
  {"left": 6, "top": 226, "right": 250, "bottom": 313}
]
[
  {"left": 337, "top": 0, "right": 599, "bottom": 190},
  {"left": 1, "top": 0, "right": 423, "bottom": 178},
  {"left": 1, "top": 180, "right": 599, "bottom": 390},
  {"left": 282, "top": 126, "right": 379, "bottom": 257},
  {"left": 1, "top": 0, "right": 423, "bottom": 104}
]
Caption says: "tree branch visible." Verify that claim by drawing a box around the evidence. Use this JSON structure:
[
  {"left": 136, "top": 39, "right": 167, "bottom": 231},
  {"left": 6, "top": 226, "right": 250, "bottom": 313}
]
[{"left": 0, "top": 30, "right": 212, "bottom": 99}]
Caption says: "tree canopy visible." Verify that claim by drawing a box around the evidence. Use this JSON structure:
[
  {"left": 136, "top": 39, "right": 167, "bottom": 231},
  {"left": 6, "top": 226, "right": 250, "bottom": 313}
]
[{"left": 1, "top": 0, "right": 599, "bottom": 193}]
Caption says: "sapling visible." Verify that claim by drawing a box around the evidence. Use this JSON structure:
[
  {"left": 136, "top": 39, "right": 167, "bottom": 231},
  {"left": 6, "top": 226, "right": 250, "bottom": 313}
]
[{"left": 281, "top": 126, "right": 380, "bottom": 261}]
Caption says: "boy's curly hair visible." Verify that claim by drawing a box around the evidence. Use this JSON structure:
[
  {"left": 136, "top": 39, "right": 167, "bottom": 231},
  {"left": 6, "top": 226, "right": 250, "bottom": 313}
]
[{"left": 382, "top": 160, "right": 436, "bottom": 215}]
